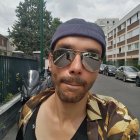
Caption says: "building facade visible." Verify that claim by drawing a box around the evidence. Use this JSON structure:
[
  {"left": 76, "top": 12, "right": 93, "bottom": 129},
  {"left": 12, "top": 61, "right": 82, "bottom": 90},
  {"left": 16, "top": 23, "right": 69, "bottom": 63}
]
[
  {"left": 106, "top": 4, "right": 140, "bottom": 67},
  {"left": 95, "top": 18, "right": 119, "bottom": 36},
  {"left": 0, "top": 34, "right": 16, "bottom": 56},
  {"left": 0, "top": 34, "right": 8, "bottom": 55}
]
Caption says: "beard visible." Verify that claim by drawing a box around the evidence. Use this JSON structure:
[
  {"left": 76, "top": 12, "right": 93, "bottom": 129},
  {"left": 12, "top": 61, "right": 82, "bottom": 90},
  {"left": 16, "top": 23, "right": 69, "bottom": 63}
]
[{"left": 52, "top": 73, "right": 93, "bottom": 103}]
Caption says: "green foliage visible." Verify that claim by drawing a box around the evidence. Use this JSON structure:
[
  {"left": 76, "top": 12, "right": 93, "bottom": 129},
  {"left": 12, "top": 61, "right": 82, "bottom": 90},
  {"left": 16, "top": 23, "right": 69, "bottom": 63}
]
[
  {"left": 8, "top": 0, "right": 61, "bottom": 55},
  {"left": 0, "top": 122, "right": 5, "bottom": 129},
  {"left": 4, "top": 93, "right": 14, "bottom": 103}
]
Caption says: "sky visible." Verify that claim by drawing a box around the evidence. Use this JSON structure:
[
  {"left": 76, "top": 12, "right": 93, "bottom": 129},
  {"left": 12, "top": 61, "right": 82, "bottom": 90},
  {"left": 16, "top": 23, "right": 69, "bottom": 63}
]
[{"left": 0, "top": 0, "right": 140, "bottom": 36}]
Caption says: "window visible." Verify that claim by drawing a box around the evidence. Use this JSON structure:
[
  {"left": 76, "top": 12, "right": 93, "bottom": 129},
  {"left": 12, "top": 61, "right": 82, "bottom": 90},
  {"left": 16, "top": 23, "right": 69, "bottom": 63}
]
[
  {"left": 127, "top": 28, "right": 139, "bottom": 39},
  {"left": 128, "top": 45, "right": 131, "bottom": 51},
  {"left": 114, "top": 29, "right": 116, "bottom": 34},
  {"left": 108, "top": 41, "right": 112, "bottom": 46},
  {"left": 120, "top": 35, "right": 125, "bottom": 42},
  {"left": 2, "top": 39, "right": 4, "bottom": 46},
  {"left": 131, "top": 13, "right": 138, "bottom": 23},
  {"left": 118, "top": 26, "right": 121, "bottom": 31},
  {"left": 138, "top": 12, "right": 140, "bottom": 19},
  {"left": 127, "top": 31, "right": 132, "bottom": 39},
  {"left": 134, "top": 43, "right": 139, "bottom": 50},
  {"left": 119, "top": 48, "right": 121, "bottom": 53},
  {"left": 127, "top": 18, "right": 131, "bottom": 26},
  {"left": 108, "top": 31, "right": 113, "bottom": 37},
  {"left": 113, "top": 39, "right": 116, "bottom": 44},
  {"left": 121, "top": 23, "right": 126, "bottom": 30},
  {"left": 133, "top": 28, "right": 139, "bottom": 36},
  {"left": 121, "top": 46, "right": 125, "bottom": 52}
]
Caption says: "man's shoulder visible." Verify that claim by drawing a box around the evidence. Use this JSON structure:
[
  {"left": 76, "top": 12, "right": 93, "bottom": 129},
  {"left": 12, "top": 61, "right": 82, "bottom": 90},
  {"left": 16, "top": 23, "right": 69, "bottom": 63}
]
[
  {"left": 89, "top": 93, "right": 136, "bottom": 119},
  {"left": 18, "top": 88, "right": 54, "bottom": 128},
  {"left": 89, "top": 93, "right": 125, "bottom": 107},
  {"left": 87, "top": 93, "right": 140, "bottom": 139}
]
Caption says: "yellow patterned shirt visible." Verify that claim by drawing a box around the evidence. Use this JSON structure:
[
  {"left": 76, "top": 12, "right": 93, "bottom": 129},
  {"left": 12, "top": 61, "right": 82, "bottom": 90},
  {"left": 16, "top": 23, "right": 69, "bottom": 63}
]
[{"left": 17, "top": 88, "right": 139, "bottom": 140}]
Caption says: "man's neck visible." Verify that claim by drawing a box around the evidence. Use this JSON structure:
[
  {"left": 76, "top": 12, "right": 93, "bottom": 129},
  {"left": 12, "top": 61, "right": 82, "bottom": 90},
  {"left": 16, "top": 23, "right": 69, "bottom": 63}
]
[{"left": 50, "top": 93, "right": 88, "bottom": 123}]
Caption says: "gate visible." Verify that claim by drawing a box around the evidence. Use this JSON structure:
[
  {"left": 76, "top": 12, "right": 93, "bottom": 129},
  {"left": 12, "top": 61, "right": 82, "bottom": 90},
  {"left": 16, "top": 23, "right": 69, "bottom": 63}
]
[{"left": 0, "top": 55, "right": 39, "bottom": 104}]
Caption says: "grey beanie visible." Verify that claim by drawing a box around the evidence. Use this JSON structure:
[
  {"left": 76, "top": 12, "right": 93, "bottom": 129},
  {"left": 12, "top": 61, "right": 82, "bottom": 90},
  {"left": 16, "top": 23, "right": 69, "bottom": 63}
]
[{"left": 50, "top": 18, "right": 106, "bottom": 58}]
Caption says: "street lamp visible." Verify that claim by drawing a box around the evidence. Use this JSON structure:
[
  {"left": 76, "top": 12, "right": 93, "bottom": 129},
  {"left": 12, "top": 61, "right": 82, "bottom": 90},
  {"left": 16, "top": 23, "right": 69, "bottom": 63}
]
[{"left": 39, "top": 0, "right": 44, "bottom": 73}]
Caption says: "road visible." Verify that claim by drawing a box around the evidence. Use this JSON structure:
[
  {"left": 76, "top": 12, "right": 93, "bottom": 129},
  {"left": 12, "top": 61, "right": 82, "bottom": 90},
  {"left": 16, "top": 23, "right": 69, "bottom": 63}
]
[
  {"left": 3, "top": 74, "right": 140, "bottom": 140},
  {"left": 92, "top": 74, "right": 140, "bottom": 121}
]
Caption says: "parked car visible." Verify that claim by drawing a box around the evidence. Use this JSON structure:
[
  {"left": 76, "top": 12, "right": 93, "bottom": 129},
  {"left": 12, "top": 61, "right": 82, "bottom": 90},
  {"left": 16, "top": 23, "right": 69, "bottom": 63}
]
[
  {"left": 115, "top": 66, "right": 139, "bottom": 82},
  {"left": 103, "top": 65, "right": 117, "bottom": 76},
  {"left": 136, "top": 71, "right": 140, "bottom": 87},
  {"left": 99, "top": 64, "right": 106, "bottom": 74}
]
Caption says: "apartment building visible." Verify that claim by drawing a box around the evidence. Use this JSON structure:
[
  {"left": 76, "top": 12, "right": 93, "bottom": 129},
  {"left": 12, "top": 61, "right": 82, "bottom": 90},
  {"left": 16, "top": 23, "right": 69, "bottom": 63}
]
[
  {"left": 0, "top": 34, "right": 8, "bottom": 55},
  {"left": 107, "top": 4, "right": 140, "bottom": 67},
  {"left": 0, "top": 34, "right": 16, "bottom": 56},
  {"left": 95, "top": 18, "right": 119, "bottom": 36}
]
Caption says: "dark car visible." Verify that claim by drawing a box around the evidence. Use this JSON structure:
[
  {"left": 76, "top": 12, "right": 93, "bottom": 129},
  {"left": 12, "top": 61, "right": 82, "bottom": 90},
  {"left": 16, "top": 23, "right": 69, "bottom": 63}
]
[
  {"left": 99, "top": 64, "right": 106, "bottom": 74},
  {"left": 136, "top": 71, "right": 140, "bottom": 87},
  {"left": 103, "top": 65, "right": 117, "bottom": 76},
  {"left": 115, "top": 66, "right": 139, "bottom": 82}
]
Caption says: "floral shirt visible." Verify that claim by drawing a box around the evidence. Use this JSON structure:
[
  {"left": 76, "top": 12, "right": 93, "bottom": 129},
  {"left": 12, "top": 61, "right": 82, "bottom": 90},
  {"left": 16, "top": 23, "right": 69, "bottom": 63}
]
[{"left": 17, "top": 88, "right": 139, "bottom": 140}]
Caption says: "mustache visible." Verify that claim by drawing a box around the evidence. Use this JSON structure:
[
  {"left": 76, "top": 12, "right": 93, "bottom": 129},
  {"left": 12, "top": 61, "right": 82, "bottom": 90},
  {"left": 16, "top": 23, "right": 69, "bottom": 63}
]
[{"left": 60, "top": 76, "right": 87, "bottom": 86}]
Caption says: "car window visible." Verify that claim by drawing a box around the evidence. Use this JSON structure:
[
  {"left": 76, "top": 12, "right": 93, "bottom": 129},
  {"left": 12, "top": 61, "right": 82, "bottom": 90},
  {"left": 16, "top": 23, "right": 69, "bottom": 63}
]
[{"left": 125, "top": 67, "right": 139, "bottom": 72}]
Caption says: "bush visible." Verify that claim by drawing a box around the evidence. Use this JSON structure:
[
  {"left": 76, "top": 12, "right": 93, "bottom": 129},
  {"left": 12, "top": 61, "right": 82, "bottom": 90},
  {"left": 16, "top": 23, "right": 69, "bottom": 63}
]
[{"left": 4, "top": 93, "right": 14, "bottom": 103}]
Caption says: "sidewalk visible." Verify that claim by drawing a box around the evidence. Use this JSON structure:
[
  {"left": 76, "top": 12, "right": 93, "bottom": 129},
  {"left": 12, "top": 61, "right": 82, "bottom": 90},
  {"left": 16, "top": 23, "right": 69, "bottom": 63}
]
[
  {"left": 0, "top": 94, "right": 21, "bottom": 140},
  {"left": 2, "top": 124, "right": 17, "bottom": 140}
]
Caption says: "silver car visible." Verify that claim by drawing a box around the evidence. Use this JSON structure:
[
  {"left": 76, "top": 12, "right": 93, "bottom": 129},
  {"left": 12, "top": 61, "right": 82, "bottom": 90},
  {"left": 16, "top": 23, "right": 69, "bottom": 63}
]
[
  {"left": 115, "top": 66, "right": 139, "bottom": 82},
  {"left": 136, "top": 71, "right": 140, "bottom": 87},
  {"left": 99, "top": 64, "right": 106, "bottom": 74}
]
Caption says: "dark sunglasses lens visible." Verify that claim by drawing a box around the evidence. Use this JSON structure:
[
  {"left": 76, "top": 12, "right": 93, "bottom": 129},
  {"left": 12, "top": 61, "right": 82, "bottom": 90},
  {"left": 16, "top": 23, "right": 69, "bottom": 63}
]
[
  {"left": 53, "top": 49, "right": 75, "bottom": 67},
  {"left": 82, "top": 53, "right": 101, "bottom": 72}
]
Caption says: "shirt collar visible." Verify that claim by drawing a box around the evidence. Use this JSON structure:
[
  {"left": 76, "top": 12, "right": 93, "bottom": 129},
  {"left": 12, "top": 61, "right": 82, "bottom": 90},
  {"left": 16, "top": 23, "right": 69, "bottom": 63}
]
[{"left": 86, "top": 93, "right": 102, "bottom": 121}]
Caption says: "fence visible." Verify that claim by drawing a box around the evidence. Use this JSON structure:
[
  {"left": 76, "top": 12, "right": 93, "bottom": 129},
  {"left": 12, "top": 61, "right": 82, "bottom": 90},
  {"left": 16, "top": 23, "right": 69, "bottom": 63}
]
[{"left": 0, "top": 55, "right": 39, "bottom": 104}]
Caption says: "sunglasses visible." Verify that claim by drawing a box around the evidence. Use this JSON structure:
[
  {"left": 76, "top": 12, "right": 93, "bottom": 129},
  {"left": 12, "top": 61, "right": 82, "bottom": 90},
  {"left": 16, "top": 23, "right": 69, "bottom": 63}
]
[{"left": 51, "top": 48, "right": 101, "bottom": 72}]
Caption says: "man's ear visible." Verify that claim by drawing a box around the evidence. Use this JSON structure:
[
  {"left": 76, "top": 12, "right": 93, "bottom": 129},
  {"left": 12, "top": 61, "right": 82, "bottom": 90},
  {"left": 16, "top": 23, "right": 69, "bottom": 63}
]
[{"left": 48, "top": 53, "right": 52, "bottom": 72}]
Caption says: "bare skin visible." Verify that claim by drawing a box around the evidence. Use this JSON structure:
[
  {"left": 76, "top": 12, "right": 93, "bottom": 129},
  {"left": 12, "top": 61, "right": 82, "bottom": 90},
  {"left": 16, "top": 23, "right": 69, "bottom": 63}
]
[{"left": 35, "top": 36, "right": 102, "bottom": 140}]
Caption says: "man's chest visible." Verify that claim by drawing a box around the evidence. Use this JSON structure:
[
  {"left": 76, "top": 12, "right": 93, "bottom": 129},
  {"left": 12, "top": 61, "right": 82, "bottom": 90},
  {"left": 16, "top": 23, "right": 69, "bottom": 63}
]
[{"left": 35, "top": 113, "right": 88, "bottom": 140}]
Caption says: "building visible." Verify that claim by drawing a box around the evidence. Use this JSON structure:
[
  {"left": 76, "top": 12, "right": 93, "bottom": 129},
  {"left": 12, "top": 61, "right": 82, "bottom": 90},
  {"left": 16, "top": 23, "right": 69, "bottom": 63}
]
[
  {"left": 0, "top": 34, "right": 16, "bottom": 56},
  {"left": 95, "top": 18, "right": 119, "bottom": 36},
  {"left": 106, "top": 4, "right": 140, "bottom": 67},
  {"left": 0, "top": 34, "right": 8, "bottom": 55}
]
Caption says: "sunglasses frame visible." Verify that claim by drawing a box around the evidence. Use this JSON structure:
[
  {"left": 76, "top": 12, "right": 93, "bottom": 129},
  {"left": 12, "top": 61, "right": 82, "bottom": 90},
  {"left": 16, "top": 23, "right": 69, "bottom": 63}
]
[{"left": 51, "top": 48, "right": 102, "bottom": 72}]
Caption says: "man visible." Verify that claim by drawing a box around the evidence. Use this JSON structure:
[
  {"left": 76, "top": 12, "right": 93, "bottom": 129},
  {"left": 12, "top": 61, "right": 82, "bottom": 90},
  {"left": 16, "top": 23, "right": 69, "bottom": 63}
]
[{"left": 16, "top": 18, "right": 139, "bottom": 140}]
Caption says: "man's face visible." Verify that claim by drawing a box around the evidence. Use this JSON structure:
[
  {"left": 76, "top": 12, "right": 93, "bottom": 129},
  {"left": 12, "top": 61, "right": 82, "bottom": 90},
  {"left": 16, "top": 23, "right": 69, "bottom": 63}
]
[{"left": 49, "top": 36, "right": 102, "bottom": 103}]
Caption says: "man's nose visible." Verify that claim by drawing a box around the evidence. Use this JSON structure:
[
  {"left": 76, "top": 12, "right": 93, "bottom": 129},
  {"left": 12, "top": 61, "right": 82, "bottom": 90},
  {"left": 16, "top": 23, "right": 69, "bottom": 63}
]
[{"left": 68, "top": 54, "right": 83, "bottom": 75}]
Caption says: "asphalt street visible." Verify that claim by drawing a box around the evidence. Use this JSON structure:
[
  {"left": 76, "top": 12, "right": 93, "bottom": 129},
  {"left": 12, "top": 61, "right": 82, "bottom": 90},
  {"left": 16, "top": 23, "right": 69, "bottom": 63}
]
[
  {"left": 92, "top": 74, "right": 140, "bottom": 121},
  {"left": 3, "top": 74, "right": 140, "bottom": 140}
]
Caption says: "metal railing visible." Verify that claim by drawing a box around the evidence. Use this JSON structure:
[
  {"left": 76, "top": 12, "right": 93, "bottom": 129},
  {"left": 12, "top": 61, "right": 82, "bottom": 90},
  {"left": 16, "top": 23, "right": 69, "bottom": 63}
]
[{"left": 0, "top": 55, "right": 39, "bottom": 104}]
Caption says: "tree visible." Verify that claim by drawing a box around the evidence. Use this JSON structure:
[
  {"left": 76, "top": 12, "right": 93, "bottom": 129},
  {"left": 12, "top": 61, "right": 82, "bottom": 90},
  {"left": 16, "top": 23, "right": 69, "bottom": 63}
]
[
  {"left": 45, "top": 17, "right": 62, "bottom": 53},
  {"left": 8, "top": 0, "right": 61, "bottom": 55}
]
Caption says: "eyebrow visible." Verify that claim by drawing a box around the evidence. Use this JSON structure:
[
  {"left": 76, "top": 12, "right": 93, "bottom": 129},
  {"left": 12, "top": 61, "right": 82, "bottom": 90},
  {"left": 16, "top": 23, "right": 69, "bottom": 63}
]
[
  {"left": 55, "top": 44, "right": 73, "bottom": 50},
  {"left": 85, "top": 48, "right": 100, "bottom": 54},
  {"left": 55, "top": 43, "right": 101, "bottom": 54}
]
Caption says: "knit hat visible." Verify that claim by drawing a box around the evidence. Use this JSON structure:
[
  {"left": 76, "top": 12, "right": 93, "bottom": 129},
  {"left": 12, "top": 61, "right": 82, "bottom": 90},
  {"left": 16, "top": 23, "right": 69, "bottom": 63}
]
[{"left": 50, "top": 18, "right": 106, "bottom": 58}]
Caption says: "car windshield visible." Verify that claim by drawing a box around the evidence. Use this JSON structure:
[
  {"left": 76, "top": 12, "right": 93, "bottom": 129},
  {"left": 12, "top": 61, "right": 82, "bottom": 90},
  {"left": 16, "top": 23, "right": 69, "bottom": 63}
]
[
  {"left": 101, "top": 64, "right": 106, "bottom": 68},
  {"left": 108, "top": 65, "right": 116, "bottom": 70},
  {"left": 125, "top": 67, "right": 139, "bottom": 72}
]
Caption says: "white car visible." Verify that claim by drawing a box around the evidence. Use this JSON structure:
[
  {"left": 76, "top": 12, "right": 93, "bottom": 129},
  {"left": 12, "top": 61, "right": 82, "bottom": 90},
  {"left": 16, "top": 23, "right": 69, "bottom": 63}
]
[
  {"left": 115, "top": 66, "right": 139, "bottom": 82},
  {"left": 136, "top": 71, "right": 140, "bottom": 87}
]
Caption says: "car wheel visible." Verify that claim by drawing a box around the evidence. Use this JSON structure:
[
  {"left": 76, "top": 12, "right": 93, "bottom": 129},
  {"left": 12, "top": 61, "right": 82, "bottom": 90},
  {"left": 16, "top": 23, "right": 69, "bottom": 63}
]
[
  {"left": 136, "top": 78, "right": 140, "bottom": 87},
  {"left": 123, "top": 76, "right": 126, "bottom": 82}
]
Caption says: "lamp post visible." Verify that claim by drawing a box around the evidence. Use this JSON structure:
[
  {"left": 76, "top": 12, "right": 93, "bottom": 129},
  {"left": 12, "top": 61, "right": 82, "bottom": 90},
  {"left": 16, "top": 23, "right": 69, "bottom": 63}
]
[{"left": 39, "top": 0, "right": 44, "bottom": 73}]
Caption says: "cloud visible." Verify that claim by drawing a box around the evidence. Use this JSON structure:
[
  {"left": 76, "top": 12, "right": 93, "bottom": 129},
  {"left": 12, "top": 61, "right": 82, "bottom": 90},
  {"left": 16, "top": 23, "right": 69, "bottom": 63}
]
[
  {"left": 46, "top": 0, "right": 140, "bottom": 22},
  {"left": 0, "top": 0, "right": 23, "bottom": 35},
  {"left": 0, "top": 0, "right": 140, "bottom": 35}
]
